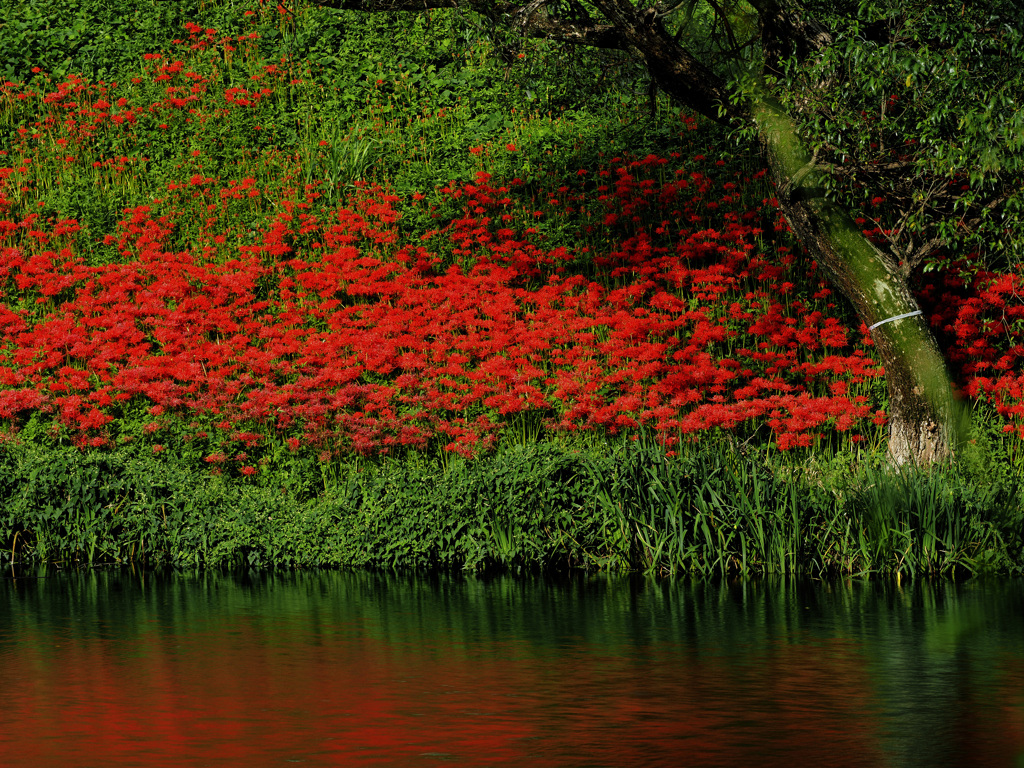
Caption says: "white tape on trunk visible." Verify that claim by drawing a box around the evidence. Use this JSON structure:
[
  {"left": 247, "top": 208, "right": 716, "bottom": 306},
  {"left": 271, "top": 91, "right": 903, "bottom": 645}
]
[{"left": 868, "top": 309, "right": 922, "bottom": 331}]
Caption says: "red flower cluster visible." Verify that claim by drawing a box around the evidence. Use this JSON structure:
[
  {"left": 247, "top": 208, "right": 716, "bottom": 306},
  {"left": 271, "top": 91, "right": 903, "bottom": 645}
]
[
  {"left": 918, "top": 264, "right": 1024, "bottom": 436},
  {"left": 0, "top": 34, "right": 895, "bottom": 462},
  {"left": 0, "top": 185, "right": 883, "bottom": 459}
]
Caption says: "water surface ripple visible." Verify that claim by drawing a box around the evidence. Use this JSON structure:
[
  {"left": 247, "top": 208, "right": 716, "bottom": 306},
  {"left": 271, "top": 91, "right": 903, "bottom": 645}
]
[{"left": 1, "top": 571, "right": 1021, "bottom": 767}]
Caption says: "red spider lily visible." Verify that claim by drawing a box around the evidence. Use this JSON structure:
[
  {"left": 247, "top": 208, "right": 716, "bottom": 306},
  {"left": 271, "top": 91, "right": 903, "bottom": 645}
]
[{"left": 0, "top": 63, "right": 938, "bottom": 460}]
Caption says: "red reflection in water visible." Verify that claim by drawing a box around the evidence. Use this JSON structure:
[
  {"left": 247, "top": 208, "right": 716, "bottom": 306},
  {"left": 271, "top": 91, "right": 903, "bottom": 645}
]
[
  {"left": 1, "top": 579, "right": 1023, "bottom": 768},
  {"left": 0, "top": 624, "right": 879, "bottom": 766}
]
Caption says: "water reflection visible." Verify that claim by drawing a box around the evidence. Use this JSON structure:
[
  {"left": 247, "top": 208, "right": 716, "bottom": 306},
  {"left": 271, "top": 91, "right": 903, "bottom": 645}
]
[{"left": 1, "top": 571, "right": 1022, "bottom": 767}]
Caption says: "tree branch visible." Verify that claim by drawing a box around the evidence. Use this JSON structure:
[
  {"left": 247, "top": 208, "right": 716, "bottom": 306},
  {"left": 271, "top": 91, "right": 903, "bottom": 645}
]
[
  {"left": 588, "top": 0, "right": 737, "bottom": 121},
  {"left": 748, "top": 0, "right": 831, "bottom": 75},
  {"left": 312, "top": 0, "right": 628, "bottom": 49}
]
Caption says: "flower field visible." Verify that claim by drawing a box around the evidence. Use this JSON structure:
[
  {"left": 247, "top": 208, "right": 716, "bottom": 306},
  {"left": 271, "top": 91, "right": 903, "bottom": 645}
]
[{"left": 0, "top": 7, "right": 1021, "bottom": 481}]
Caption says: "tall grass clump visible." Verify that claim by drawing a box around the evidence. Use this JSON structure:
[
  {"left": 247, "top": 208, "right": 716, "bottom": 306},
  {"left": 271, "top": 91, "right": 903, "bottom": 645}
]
[
  {"left": 586, "top": 435, "right": 800, "bottom": 576},
  {"left": 3, "top": 438, "right": 1020, "bottom": 575},
  {"left": 838, "top": 463, "right": 1021, "bottom": 578}
]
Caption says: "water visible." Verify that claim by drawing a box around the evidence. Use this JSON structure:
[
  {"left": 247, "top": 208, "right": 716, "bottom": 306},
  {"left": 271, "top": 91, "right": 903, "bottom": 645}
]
[{"left": 1, "top": 571, "right": 1022, "bottom": 767}]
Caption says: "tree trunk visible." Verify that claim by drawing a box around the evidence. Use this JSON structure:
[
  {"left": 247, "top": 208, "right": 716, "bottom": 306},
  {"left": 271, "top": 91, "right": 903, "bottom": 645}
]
[
  {"left": 584, "top": 0, "right": 963, "bottom": 462},
  {"left": 751, "top": 97, "right": 961, "bottom": 464}
]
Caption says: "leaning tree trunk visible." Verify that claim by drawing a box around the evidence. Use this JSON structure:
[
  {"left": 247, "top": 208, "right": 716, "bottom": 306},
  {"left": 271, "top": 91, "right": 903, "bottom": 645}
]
[
  {"left": 583, "top": 0, "right": 964, "bottom": 464},
  {"left": 585, "top": 0, "right": 963, "bottom": 464},
  {"left": 751, "top": 97, "right": 962, "bottom": 464}
]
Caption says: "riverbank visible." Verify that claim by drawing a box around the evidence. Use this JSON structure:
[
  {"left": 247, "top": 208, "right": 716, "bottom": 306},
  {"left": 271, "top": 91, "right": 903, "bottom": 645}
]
[
  {"left": 3, "top": 438, "right": 1020, "bottom": 576},
  {"left": 1, "top": 2, "right": 1023, "bottom": 578}
]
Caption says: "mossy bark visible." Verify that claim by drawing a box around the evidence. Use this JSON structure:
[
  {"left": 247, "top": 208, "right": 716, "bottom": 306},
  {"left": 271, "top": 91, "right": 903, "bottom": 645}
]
[{"left": 751, "top": 97, "right": 961, "bottom": 464}]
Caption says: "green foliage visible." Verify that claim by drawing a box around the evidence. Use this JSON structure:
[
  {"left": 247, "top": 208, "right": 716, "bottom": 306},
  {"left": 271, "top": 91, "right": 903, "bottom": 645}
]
[
  {"left": 774, "top": 0, "right": 1024, "bottom": 271},
  {"left": 845, "top": 463, "right": 1015, "bottom": 576},
  {"left": 0, "top": 0, "right": 254, "bottom": 82},
  {"left": 2, "top": 439, "right": 1019, "bottom": 576},
  {"left": 585, "top": 436, "right": 807, "bottom": 576}
]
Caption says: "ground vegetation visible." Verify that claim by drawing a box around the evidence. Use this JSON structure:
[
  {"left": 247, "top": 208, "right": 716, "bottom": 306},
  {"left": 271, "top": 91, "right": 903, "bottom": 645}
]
[{"left": 0, "top": 0, "right": 1021, "bottom": 572}]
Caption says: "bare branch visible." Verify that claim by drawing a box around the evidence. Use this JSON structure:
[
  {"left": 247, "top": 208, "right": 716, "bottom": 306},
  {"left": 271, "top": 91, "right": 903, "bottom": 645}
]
[
  {"left": 748, "top": 0, "right": 831, "bottom": 75},
  {"left": 311, "top": 0, "right": 628, "bottom": 49},
  {"left": 653, "top": 0, "right": 693, "bottom": 18},
  {"left": 588, "top": 0, "right": 737, "bottom": 120},
  {"left": 906, "top": 237, "right": 947, "bottom": 272},
  {"left": 705, "top": 0, "right": 742, "bottom": 56}
]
